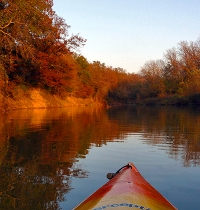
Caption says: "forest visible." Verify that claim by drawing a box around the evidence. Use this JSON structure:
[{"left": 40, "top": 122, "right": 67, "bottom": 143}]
[{"left": 1, "top": 0, "right": 200, "bottom": 107}]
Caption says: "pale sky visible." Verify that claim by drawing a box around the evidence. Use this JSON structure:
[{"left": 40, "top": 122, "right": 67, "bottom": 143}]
[{"left": 53, "top": 0, "right": 200, "bottom": 73}]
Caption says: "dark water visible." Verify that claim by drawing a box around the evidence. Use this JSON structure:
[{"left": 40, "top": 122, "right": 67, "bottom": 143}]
[{"left": 0, "top": 106, "right": 200, "bottom": 210}]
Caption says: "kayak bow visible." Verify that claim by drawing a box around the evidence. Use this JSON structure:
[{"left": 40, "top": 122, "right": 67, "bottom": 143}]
[{"left": 73, "top": 162, "right": 177, "bottom": 210}]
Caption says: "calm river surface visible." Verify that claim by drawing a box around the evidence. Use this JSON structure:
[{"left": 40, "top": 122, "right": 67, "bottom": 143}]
[{"left": 0, "top": 105, "right": 200, "bottom": 210}]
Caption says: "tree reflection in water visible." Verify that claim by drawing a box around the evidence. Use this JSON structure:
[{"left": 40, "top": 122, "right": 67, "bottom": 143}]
[
  {"left": 107, "top": 105, "right": 200, "bottom": 167},
  {"left": 0, "top": 106, "right": 200, "bottom": 209}
]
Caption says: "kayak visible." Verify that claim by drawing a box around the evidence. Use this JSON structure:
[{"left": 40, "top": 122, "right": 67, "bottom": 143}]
[{"left": 73, "top": 162, "right": 177, "bottom": 210}]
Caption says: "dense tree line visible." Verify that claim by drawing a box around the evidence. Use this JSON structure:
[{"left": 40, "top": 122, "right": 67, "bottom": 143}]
[
  {"left": 0, "top": 0, "right": 85, "bottom": 96},
  {"left": 1, "top": 0, "right": 200, "bottom": 105},
  {"left": 108, "top": 39, "right": 200, "bottom": 104},
  {"left": 140, "top": 40, "right": 200, "bottom": 98}
]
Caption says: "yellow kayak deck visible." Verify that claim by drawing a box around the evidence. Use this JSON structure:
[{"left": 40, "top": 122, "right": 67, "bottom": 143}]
[{"left": 73, "top": 162, "right": 177, "bottom": 210}]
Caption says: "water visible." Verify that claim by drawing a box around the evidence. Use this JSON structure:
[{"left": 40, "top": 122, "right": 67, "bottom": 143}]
[{"left": 0, "top": 105, "right": 200, "bottom": 210}]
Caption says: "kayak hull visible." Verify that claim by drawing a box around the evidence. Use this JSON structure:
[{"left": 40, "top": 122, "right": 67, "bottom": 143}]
[{"left": 73, "top": 162, "right": 177, "bottom": 210}]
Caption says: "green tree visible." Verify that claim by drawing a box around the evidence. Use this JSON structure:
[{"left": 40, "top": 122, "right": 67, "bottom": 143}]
[{"left": 74, "top": 55, "right": 94, "bottom": 98}]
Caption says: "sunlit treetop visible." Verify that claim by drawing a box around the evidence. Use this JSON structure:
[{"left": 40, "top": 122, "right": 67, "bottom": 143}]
[{"left": 0, "top": 0, "right": 86, "bottom": 59}]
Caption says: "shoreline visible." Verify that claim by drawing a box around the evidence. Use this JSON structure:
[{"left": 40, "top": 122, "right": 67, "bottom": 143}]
[{"left": 0, "top": 89, "right": 104, "bottom": 111}]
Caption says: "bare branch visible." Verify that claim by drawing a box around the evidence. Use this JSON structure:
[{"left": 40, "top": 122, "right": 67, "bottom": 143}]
[{"left": 0, "top": 20, "right": 14, "bottom": 29}]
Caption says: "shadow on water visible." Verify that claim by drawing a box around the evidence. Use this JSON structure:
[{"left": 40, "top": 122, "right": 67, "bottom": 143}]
[{"left": 0, "top": 105, "right": 200, "bottom": 209}]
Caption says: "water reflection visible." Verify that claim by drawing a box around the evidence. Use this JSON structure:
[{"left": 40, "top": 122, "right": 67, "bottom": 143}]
[
  {"left": 0, "top": 106, "right": 126, "bottom": 209},
  {"left": 0, "top": 106, "right": 200, "bottom": 209},
  {"left": 107, "top": 106, "right": 200, "bottom": 167}
]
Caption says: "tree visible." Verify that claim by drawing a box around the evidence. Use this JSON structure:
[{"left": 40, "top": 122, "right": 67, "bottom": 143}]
[
  {"left": 0, "top": 0, "right": 86, "bottom": 94},
  {"left": 140, "top": 60, "right": 165, "bottom": 98},
  {"left": 106, "top": 70, "right": 143, "bottom": 104},
  {"left": 0, "top": 0, "right": 57, "bottom": 59},
  {"left": 177, "top": 40, "right": 200, "bottom": 94},
  {"left": 88, "top": 61, "right": 119, "bottom": 100},
  {"left": 36, "top": 46, "right": 77, "bottom": 94},
  {"left": 164, "top": 39, "right": 200, "bottom": 95},
  {"left": 74, "top": 55, "right": 94, "bottom": 98}
]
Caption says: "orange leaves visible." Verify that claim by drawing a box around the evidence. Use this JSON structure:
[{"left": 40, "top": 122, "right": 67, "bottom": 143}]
[
  {"left": 36, "top": 48, "right": 77, "bottom": 93},
  {"left": 0, "top": 0, "right": 88, "bottom": 96}
]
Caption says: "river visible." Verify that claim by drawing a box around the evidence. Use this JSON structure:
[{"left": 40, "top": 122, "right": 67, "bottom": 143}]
[{"left": 0, "top": 105, "right": 200, "bottom": 209}]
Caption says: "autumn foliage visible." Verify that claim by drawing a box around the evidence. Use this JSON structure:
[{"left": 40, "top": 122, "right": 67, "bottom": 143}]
[{"left": 0, "top": 0, "right": 200, "bottom": 105}]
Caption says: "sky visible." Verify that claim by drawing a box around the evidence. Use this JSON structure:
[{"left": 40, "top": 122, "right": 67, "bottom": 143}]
[{"left": 53, "top": 0, "right": 200, "bottom": 73}]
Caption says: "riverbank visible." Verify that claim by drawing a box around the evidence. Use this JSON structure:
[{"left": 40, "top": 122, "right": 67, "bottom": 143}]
[
  {"left": 142, "top": 94, "right": 200, "bottom": 106},
  {"left": 107, "top": 93, "right": 200, "bottom": 106},
  {"left": 0, "top": 88, "right": 104, "bottom": 111}
]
